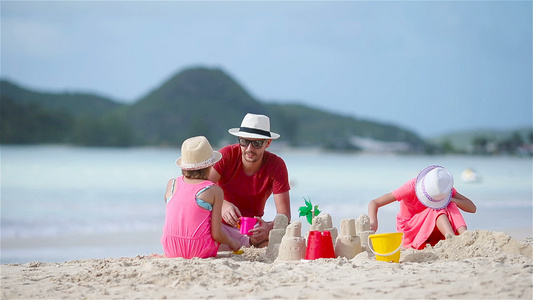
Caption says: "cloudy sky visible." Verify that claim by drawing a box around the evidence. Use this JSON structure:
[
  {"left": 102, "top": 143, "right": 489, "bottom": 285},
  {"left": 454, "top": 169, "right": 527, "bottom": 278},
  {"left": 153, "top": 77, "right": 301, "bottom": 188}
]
[{"left": 2, "top": 1, "right": 531, "bottom": 137}]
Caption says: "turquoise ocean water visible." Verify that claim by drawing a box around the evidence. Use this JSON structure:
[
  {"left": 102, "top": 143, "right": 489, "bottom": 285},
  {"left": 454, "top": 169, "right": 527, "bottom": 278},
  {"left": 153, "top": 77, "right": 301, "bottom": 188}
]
[{"left": 1, "top": 145, "right": 531, "bottom": 263}]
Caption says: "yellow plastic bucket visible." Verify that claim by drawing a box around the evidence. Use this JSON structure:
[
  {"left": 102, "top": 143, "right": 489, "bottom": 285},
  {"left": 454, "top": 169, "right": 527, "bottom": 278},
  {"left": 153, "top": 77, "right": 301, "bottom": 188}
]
[{"left": 368, "top": 232, "right": 403, "bottom": 263}]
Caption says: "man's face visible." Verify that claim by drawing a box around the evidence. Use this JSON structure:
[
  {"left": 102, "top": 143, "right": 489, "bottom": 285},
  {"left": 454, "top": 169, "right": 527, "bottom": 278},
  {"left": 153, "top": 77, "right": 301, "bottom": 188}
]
[{"left": 238, "top": 137, "right": 270, "bottom": 163}]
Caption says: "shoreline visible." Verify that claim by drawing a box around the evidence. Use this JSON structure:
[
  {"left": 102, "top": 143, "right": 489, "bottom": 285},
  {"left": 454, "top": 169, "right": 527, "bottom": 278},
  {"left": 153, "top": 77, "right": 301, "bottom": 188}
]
[{"left": 1, "top": 230, "right": 532, "bottom": 299}]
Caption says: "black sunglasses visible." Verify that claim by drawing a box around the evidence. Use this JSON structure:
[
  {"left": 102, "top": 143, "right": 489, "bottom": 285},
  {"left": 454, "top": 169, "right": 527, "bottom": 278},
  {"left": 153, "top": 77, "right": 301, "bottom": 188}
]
[{"left": 238, "top": 137, "right": 266, "bottom": 149}]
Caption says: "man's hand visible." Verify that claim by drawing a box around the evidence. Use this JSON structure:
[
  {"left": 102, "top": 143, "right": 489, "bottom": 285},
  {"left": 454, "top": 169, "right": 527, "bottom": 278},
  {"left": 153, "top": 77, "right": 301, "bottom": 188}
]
[
  {"left": 248, "top": 217, "right": 272, "bottom": 247},
  {"left": 221, "top": 200, "right": 242, "bottom": 227}
]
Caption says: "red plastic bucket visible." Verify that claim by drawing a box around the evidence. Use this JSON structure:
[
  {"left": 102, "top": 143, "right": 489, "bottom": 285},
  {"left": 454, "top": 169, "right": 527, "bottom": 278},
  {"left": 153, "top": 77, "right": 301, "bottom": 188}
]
[{"left": 305, "top": 230, "right": 335, "bottom": 260}]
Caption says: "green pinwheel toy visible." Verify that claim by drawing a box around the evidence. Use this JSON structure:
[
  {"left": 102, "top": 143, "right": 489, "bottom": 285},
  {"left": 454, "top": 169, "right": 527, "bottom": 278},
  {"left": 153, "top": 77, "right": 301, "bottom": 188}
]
[{"left": 298, "top": 197, "right": 321, "bottom": 225}]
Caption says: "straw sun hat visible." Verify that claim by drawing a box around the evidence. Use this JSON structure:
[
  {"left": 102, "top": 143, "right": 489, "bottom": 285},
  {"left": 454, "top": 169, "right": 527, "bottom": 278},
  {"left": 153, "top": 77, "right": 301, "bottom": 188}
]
[
  {"left": 415, "top": 165, "right": 454, "bottom": 209},
  {"left": 228, "top": 113, "right": 280, "bottom": 139},
  {"left": 176, "top": 136, "right": 222, "bottom": 170}
]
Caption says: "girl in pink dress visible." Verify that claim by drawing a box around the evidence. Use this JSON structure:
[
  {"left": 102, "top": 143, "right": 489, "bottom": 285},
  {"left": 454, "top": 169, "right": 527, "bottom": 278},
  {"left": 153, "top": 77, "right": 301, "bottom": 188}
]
[
  {"left": 368, "top": 165, "right": 476, "bottom": 250},
  {"left": 161, "top": 136, "right": 240, "bottom": 258}
]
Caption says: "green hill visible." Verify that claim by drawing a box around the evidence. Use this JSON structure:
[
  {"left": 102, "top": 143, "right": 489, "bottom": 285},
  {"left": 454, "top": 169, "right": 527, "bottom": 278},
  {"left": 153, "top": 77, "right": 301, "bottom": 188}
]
[
  {"left": 267, "top": 103, "right": 422, "bottom": 148},
  {"left": 0, "top": 66, "right": 426, "bottom": 150},
  {"left": 0, "top": 97, "right": 74, "bottom": 144},
  {"left": 126, "top": 67, "right": 268, "bottom": 146},
  {"left": 0, "top": 80, "right": 121, "bottom": 117},
  {"left": 0, "top": 80, "right": 133, "bottom": 146}
]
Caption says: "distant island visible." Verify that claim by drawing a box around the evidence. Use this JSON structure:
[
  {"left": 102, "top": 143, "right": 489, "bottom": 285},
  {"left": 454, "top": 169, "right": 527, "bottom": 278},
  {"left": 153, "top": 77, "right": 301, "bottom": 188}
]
[
  {"left": 429, "top": 128, "right": 532, "bottom": 156},
  {"left": 1, "top": 66, "right": 531, "bottom": 156}
]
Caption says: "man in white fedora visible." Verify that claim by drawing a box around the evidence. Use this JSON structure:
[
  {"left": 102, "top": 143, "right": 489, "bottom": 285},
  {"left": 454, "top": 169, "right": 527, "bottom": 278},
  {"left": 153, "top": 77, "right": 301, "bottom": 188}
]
[
  {"left": 367, "top": 165, "right": 476, "bottom": 250},
  {"left": 209, "top": 113, "right": 291, "bottom": 248}
]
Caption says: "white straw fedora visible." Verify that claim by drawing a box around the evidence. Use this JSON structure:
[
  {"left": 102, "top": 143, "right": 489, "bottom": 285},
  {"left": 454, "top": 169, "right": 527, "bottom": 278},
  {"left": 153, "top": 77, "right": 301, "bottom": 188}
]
[
  {"left": 228, "top": 113, "right": 280, "bottom": 139},
  {"left": 415, "top": 165, "right": 454, "bottom": 210},
  {"left": 176, "top": 136, "right": 222, "bottom": 170}
]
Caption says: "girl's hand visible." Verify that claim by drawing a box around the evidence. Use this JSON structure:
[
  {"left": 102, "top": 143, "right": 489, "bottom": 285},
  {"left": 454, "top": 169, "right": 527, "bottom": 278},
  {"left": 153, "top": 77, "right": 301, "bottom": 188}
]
[
  {"left": 451, "top": 192, "right": 477, "bottom": 213},
  {"left": 370, "top": 222, "right": 378, "bottom": 232},
  {"left": 368, "top": 193, "right": 395, "bottom": 233},
  {"left": 221, "top": 200, "right": 242, "bottom": 227}
]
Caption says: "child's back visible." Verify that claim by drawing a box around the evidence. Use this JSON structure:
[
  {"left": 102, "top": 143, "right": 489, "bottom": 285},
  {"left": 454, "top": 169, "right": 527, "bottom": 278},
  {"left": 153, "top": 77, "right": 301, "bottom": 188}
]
[{"left": 162, "top": 176, "right": 218, "bottom": 258}]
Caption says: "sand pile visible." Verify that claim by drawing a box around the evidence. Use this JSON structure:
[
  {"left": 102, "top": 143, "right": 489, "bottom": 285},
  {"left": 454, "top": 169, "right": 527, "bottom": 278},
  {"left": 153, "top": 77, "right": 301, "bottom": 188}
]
[
  {"left": 402, "top": 230, "right": 532, "bottom": 263},
  {"left": 432, "top": 230, "right": 532, "bottom": 259},
  {"left": 1, "top": 230, "right": 531, "bottom": 299}
]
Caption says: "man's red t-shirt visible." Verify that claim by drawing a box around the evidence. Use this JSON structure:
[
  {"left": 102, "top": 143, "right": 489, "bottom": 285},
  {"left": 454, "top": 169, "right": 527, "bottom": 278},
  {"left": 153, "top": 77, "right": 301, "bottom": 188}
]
[{"left": 213, "top": 144, "right": 290, "bottom": 218}]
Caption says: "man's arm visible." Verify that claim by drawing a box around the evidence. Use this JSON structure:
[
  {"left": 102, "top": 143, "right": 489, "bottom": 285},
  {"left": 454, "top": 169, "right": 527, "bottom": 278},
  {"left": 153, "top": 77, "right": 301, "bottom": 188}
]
[
  {"left": 273, "top": 191, "right": 291, "bottom": 222},
  {"left": 208, "top": 167, "right": 221, "bottom": 183},
  {"left": 248, "top": 191, "right": 291, "bottom": 247},
  {"left": 208, "top": 166, "right": 242, "bottom": 227}
]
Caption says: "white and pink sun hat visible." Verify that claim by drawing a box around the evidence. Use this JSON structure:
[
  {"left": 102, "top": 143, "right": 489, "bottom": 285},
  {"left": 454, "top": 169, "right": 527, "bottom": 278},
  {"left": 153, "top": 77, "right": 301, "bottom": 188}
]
[{"left": 415, "top": 165, "right": 454, "bottom": 210}]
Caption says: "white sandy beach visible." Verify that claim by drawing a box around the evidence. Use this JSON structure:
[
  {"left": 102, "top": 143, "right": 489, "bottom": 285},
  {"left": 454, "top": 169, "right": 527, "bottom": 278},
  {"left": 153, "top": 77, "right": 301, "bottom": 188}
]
[{"left": 1, "top": 230, "right": 531, "bottom": 299}]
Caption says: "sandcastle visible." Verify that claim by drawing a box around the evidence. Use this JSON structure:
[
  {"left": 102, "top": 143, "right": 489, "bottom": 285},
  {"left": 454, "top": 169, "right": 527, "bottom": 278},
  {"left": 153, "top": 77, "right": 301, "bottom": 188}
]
[
  {"left": 276, "top": 221, "right": 307, "bottom": 261},
  {"left": 304, "top": 213, "right": 338, "bottom": 260},
  {"left": 356, "top": 214, "right": 375, "bottom": 252},
  {"left": 335, "top": 218, "right": 362, "bottom": 259},
  {"left": 272, "top": 213, "right": 372, "bottom": 260},
  {"left": 309, "top": 213, "right": 338, "bottom": 243},
  {"left": 266, "top": 214, "right": 289, "bottom": 259}
]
